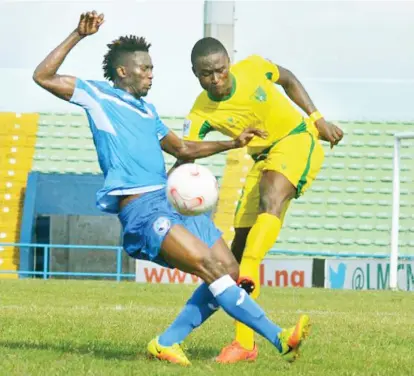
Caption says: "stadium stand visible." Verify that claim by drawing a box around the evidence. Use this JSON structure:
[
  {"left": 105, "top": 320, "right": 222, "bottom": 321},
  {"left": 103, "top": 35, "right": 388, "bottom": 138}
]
[
  {"left": 215, "top": 123, "right": 414, "bottom": 255},
  {"left": 1, "top": 112, "right": 413, "bottom": 278},
  {"left": 32, "top": 113, "right": 229, "bottom": 176},
  {"left": 31, "top": 113, "right": 414, "bottom": 255},
  {"left": 0, "top": 112, "right": 39, "bottom": 278}
]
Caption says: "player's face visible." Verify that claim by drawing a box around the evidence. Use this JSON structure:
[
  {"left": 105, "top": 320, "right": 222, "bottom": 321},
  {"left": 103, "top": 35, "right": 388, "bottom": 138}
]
[
  {"left": 193, "top": 52, "right": 232, "bottom": 98},
  {"left": 122, "top": 51, "right": 154, "bottom": 97}
]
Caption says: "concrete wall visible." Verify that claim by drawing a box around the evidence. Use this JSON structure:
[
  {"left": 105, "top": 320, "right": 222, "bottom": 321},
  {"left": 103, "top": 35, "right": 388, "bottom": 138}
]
[{"left": 49, "top": 215, "right": 135, "bottom": 278}]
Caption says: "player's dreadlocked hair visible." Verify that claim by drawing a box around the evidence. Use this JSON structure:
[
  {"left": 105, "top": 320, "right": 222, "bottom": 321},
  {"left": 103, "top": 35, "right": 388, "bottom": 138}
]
[
  {"left": 191, "top": 37, "right": 228, "bottom": 66},
  {"left": 102, "top": 35, "right": 151, "bottom": 82}
]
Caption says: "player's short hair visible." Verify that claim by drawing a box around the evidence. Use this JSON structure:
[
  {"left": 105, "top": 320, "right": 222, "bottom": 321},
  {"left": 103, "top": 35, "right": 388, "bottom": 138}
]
[
  {"left": 191, "top": 37, "right": 228, "bottom": 66},
  {"left": 103, "top": 35, "right": 151, "bottom": 81}
]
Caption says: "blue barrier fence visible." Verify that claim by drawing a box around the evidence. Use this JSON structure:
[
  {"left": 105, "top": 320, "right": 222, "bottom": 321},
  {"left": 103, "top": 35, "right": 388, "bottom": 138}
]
[
  {"left": 0, "top": 242, "right": 413, "bottom": 281},
  {"left": 0, "top": 242, "right": 135, "bottom": 281}
]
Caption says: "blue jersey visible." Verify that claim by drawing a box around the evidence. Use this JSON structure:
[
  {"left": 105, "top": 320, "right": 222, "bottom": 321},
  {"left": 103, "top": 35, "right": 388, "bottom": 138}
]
[{"left": 69, "top": 78, "right": 170, "bottom": 214}]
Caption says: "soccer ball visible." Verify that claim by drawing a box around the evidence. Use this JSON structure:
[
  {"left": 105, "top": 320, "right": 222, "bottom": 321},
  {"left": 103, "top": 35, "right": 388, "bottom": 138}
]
[{"left": 167, "top": 163, "right": 219, "bottom": 216}]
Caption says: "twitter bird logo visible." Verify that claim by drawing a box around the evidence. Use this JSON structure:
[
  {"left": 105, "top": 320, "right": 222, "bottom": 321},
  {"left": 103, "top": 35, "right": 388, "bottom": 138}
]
[{"left": 329, "top": 263, "right": 347, "bottom": 289}]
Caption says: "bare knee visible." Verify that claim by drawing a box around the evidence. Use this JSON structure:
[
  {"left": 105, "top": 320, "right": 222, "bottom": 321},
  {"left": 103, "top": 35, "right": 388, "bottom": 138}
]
[
  {"left": 193, "top": 252, "right": 239, "bottom": 285},
  {"left": 261, "top": 191, "right": 293, "bottom": 217},
  {"left": 260, "top": 171, "right": 296, "bottom": 217}
]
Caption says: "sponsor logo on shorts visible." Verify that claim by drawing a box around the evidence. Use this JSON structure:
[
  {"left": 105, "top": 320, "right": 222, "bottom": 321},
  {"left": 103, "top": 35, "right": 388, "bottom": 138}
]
[{"left": 153, "top": 216, "right": 171, "bottom": 236}]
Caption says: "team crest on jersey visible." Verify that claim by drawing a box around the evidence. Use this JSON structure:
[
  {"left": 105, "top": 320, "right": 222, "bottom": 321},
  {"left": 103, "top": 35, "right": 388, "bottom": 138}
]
[
  {"left": 183, "top": 119, "right": 192, "bottom": 137},
  {"left": 251, "top": 86, "right": 267, "bottom": 102},
  {"left": 153, "top": 216, "right": 171, "bottom": 236}
]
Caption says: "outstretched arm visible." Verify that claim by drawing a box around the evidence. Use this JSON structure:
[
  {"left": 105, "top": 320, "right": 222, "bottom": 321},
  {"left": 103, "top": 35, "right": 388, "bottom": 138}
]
[
  {"left": 33, "top": 11, "right": 104, "bottom": 101},
  {"left": 275, "top": 65, "right": 344, "bottom": 148},
  {"left": 161, "top": 128, "right": 267, "bottom": 161}
]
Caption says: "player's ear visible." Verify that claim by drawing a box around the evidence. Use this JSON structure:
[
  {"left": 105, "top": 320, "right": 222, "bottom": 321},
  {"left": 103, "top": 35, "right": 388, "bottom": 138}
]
[
  {"left": 116, "top": 65, "right": 127, "bottom": 79},
  {"left": 191, "top": 65, "right": 197, "bottom": 77}
]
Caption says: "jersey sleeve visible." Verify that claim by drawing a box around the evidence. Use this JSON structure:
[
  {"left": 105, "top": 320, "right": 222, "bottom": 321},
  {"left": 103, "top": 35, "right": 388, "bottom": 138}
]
[
  {"left": 155, "top": 116, "right": 170, "bottom": 141},
  {"left": 146, "top": 102, "right": 170, "bottom": 141},
  {"left": 69, "top": 78, "right": 102, "bottom": 108},
  {"left": 246, "top": 55, "right": 280, "bottom": 83},
  {"left": 182, "top": 111, "right": 214, "bottom": 141}
]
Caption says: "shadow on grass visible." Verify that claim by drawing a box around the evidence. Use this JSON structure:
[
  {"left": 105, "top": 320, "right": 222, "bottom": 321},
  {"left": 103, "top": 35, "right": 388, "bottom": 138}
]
[
  {"left": 0, "top": 340, "right": 221, "bottom": 362},
  {"left": 0, "top": 340, "right": 142, "bottom": 361}
]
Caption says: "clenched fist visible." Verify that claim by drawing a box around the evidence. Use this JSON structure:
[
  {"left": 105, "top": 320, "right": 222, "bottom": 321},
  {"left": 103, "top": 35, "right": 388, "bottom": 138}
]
[{"left": 76, "top": 11, "right": 104, "bottom": 37}]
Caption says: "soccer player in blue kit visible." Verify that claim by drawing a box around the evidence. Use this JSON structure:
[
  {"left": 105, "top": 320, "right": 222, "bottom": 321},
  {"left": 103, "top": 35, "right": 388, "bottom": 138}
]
[{"left": 33, "top": 11, "right": 310, "bottom": 366}]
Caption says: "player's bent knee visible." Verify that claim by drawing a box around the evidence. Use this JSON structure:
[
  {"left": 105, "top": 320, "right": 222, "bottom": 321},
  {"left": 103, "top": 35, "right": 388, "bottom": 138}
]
[
  {"left": 196, "top": 253, "right": 239, "bottom": 285},
  {"left": 260, "top": 197, "right": 289, "bottom": 218},
  {"left": 260, "top": 172, "right": 296, "bottom": 217}
]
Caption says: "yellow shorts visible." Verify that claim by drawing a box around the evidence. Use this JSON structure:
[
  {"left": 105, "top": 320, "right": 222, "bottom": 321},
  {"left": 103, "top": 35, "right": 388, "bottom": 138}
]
[{"left": 233, "top": 128, "right": 324, "bottom": 228}]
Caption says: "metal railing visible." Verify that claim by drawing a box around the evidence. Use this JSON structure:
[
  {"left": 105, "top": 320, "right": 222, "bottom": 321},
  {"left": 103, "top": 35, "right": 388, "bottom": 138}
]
[
  {"left": 390, "top": 131, "right": 414, "bottom": 290},
  {"left": 0, "top": 242, "right": 135, "bottom": 281},
  {"left": 1, "top": 242, "right": 413, "bottom": 281}
]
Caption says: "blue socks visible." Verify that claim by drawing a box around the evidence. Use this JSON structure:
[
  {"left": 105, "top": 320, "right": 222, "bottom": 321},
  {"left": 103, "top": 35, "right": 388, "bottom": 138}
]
[
  {"left": 158, "top": 283, "right": 219, "bottom": 346},
  {"left": 158, "top": 275, "right": 282, "bottom": 352},
  {"left": 209, "top": 275, "right": 282, "bottom": 351}
]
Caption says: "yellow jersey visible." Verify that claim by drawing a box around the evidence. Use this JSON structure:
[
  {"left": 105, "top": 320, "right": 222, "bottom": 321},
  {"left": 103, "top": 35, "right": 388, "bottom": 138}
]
[{"left": 183, "top": 55, "right": 318, "bottom": 155}]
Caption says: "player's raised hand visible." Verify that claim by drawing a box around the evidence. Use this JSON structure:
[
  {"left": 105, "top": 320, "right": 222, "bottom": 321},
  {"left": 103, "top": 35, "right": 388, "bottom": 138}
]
[
  {"left": 315, "top": 119, "right": 344, "bottom": 149},
  {"left": 234, "top": 128, "right": 268, "bottom": 148},
  {"left": 76, "top": 11, "right": 104, "bottom": 37}
]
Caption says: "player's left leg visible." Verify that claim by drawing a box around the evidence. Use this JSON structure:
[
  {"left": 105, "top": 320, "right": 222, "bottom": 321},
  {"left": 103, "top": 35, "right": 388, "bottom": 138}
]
[
  {"left": 217, "top": 187, "right": 293, "bottom": 363},
  {"left": 246, "top": 130, "right": 325, "bottom": 275},
  {"left": 217, "top": 159, "right": 295, "bottom": 363},
  {"left": 217, "top": 130, "right": 324, "bottom": 363}
]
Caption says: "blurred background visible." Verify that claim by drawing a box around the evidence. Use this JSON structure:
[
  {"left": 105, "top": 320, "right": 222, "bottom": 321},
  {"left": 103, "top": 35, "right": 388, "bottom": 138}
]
[
  {"left": 1, "top": 1, "right": 413, "bottom": 119},
  {"left": 0, "top": 0, "right": 413, "bottom": 286}
]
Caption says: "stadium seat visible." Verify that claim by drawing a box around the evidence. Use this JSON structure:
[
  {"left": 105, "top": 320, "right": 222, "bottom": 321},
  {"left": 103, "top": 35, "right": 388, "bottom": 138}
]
[
  {"left": 25, "top": 115, "right": 414, "bottom": 257},
  {"left": 0, "top": 113, "right": 39, "bottom": 278}
]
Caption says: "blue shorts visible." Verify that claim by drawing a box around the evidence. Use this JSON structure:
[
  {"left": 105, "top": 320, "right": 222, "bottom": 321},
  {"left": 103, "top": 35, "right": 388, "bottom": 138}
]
[{"left": 118, "top": 188, "right": 222, "bottom": 267}]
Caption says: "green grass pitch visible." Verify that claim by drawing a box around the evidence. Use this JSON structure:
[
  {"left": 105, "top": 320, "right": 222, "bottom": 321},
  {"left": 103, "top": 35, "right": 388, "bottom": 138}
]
[{"left": 0, "top": 280, "right": 413, "bottom": 375}]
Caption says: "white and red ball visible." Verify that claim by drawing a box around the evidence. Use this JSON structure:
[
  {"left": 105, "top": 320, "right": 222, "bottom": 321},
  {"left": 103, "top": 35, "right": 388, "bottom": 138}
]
[{"left": 167, "top": 163, "right": 219, "bottom": 215}]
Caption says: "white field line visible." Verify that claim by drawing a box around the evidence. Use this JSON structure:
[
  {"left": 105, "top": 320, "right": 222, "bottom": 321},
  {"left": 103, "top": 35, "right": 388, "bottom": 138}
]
[{"left": 0, "top": 305, "right": 409, "bottom": 317}]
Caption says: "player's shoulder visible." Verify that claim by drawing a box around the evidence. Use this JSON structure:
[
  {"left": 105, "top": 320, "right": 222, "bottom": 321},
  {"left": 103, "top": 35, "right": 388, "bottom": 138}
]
[
  {"left": 233, "top": 54, "right": 270, "bottom": 70},
  {"left": 76, "top": 79, "right": 115, "bottom": 97},
  {"left": 72, "top": 79, "right": 115, "bottom": 104},
  {"left": 82, "top": 79, "right": 111, "bottom": 90}
]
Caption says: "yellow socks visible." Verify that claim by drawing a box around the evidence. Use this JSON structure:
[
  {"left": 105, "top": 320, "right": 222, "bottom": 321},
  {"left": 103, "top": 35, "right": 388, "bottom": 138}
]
[{"left": 235, "top": 213, "right": 282, "bottom": 350}]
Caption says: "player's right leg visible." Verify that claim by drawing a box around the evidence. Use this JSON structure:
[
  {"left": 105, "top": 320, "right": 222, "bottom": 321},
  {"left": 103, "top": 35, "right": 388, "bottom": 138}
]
[
  {"left": 119, "top": 189, "right": 309, "bottom": 365},
  {"left": 156, "top": 223, "right": 310, "bottom": 364}
]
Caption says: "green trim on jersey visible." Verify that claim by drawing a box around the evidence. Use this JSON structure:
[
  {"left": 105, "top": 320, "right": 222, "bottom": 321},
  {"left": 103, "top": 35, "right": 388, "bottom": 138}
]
[
  {"left": 198, "top": 121, "right": 214, "bottom": 140},
  {"left": 250, "top": 121, "right": 307, "bottom": 162}
]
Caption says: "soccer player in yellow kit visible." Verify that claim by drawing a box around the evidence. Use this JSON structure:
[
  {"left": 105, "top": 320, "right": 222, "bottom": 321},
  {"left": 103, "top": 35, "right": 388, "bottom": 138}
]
[{"left": 178, "top": 37, "right": 344, "bottom": 363}]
